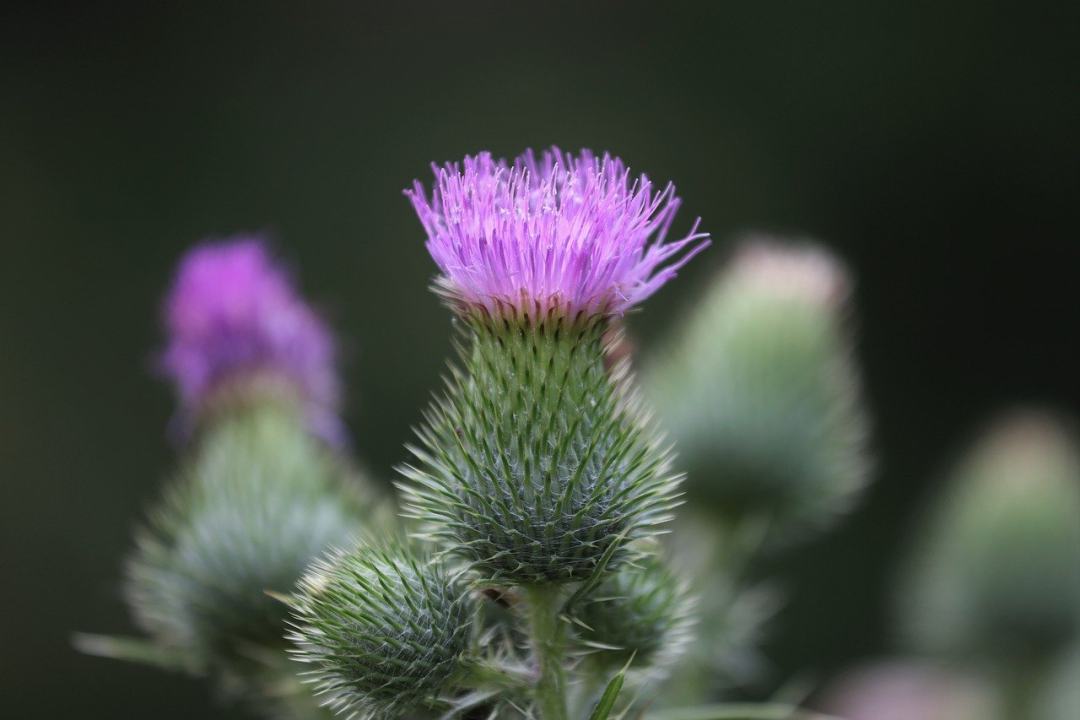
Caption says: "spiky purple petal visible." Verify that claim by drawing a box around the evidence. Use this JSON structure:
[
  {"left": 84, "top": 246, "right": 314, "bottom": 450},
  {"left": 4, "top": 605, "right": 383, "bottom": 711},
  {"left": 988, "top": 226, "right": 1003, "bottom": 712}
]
[
  {"left": 159, "top": 237, "right": 342, "bottom": 442},
  {"left": 406, "top": 148, "right": 709, "bottom": 318}
]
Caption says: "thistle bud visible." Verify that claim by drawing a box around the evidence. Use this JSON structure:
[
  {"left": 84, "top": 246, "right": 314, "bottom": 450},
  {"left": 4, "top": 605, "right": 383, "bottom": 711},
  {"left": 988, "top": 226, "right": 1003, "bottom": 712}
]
[
  {"left": 645, "top": 238, "right": 870, "bottom": 538},
  {"left": 126, "top": 403, "right": 362, "bottom": 675},
  {"left": 821, "top": 662, "right": 1000, "bottom": 720},
  {"left": 288, "top": 545, "right": 476, "bottom": 718},
  {"left": 576, "top": 551, "right": 695, "bottom": 677},
  {"left": 400, "top": 148, "right": 708, "bottom": 584},
  {"left": 900, "top": 412, "right": 1080, "bottom": 665}
]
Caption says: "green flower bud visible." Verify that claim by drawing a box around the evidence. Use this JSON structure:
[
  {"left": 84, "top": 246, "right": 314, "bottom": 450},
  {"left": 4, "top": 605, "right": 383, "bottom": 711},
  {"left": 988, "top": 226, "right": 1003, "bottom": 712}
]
[
  {"left": 288, "top": 544, "right": 475, "bottom": 718},
  {"left": 577, "top": 550, "right": 695, "bottom": 676},
  {"left": 125, "top": 399, "right": 365, "bottom": 676},
  {"left": 645, "top": 239, "right": 870, "bottom": 537},
  {"left": 400, "top": 312, "right": 680, "bottom": 584},
  {"left": 900, "top": 412, "right": 1080, "bottom": 665}
]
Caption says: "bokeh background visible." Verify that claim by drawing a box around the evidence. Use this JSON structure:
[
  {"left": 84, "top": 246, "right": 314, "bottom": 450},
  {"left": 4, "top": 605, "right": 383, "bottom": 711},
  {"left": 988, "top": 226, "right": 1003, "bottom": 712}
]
[{"left": 2, "top": 2, "right": 1077, "bottom": 718}]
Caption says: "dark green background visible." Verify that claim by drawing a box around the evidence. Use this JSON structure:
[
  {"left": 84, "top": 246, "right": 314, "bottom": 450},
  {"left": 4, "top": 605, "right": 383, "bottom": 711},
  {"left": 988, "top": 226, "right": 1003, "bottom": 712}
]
[{"left": 2, "top": 2, "right": 1077, "bottom": 717}]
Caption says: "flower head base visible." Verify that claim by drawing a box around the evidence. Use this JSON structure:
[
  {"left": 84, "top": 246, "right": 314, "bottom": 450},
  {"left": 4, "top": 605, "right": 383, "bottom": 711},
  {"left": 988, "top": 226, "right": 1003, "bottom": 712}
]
[
  {"left": 160, "top": 237, "right": 342, "bottom": 442},
  {"left": 406, "top": 148, "right": 709, "bottom": 320}
]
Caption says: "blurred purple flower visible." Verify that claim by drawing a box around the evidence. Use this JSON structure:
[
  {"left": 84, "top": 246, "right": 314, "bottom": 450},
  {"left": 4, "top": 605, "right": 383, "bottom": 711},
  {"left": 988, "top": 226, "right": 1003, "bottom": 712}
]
[
  {"left": 159, "top": 237, "right": 343, "bottom": 443},
  {"left": 406, "top": 147, "right": 709, "bottom": 319}
]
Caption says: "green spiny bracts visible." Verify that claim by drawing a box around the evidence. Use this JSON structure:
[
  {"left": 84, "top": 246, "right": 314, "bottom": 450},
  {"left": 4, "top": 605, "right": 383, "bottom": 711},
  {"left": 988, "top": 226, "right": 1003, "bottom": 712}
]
[
  {"left": 576, "top": 550, "right": 695, "bottom": 674},
  {"left": 125, "top": 397, "right": 365, "bottom": 676},
  {"left": 288, "top": 544, "right": 476, "bottom": 719},
  {"left": 645, "top": 239, "right": 870, "bottom": 539},
  {"left": 900, "top": 412, "right": 1080, "bottom": 666},
  {"left": 399, "top": 309, "right": 681, "bottom": 585}
]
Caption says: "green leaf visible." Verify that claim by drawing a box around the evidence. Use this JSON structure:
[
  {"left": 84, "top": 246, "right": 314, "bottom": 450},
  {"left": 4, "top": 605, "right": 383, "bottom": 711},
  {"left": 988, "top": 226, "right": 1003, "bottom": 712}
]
[
  {"left": 587, "top": 666, "right": 626, "bottom": 720},
  {"left": 72, "top": 633, "right": 201, "bottom": 674}
]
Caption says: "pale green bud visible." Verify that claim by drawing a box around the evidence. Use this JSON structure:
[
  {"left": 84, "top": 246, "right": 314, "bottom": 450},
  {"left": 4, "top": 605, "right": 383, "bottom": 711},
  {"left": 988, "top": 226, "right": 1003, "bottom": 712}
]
[
  {"left": 577, "top": 550, "right": 696, "bottom": 676},
  {"left": 645, "top": 239, "right": 870, "bottom": 538},
  {"left": 900, "top": 412, "right": 1080, "bottom": 665},
  {"left": 125, "top": 399, "right": 365, "bottom": 677}
]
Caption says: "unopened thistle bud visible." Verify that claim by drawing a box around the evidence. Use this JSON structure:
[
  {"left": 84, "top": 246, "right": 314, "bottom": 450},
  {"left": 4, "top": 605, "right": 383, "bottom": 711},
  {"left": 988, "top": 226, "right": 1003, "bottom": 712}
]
[
  {"left": 400, "top": 148, "right": 709, "bottom": 584},
  {"left": 126, "top": 404, "right": 362, "bottom": 673},
  {"left": 577, "top": 550, "right": 695, "bottom": 677},
  {"left": 900, "top": 412, "right": 1080, "bottom": 665},
  {"left": 288, "top": 545, "right": 476, "bottom": 719},
  {"left": 645, "top": 238, "right": 870, "bottom": 537},
  {"left": 160, "top": 236, "right": 344, "bottom": 445}
]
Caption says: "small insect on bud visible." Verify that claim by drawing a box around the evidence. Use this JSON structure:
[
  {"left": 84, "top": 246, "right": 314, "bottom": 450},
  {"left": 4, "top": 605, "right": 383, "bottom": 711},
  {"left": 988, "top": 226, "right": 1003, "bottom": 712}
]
[
  {"left": 577, "top": 551, "right": 695, "bottom": 677},
  {"left": 288, "top": 544, "right": 476, "bottom": 719},
  {"left": 645, "top": 238, "right": 870, "bottom": 539},
  {"left": 399, "top": 148, "right": 708, "bottom": 584},
  {"left": 900, "top": 412, "right": 1080, "bottom": 665}
]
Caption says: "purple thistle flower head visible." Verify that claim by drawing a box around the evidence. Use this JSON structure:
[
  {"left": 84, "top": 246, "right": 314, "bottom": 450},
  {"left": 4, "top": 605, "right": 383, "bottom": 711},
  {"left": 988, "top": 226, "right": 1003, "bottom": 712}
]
[
  {"left": 159, "top": 237, "right": 343, "bottom": 443},
  {"left": 406, "top": 148, "right": 710, "bottom": 321}
]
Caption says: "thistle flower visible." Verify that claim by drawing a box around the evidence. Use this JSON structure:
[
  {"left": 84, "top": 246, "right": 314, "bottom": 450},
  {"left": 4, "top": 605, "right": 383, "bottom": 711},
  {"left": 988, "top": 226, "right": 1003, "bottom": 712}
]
[
  {"left": 576, "top": 551, "right": 695, "bottom": 677},
  {"left": 160, "top": 237, "right": 343, "bottom": 444},
  {"left": 288, "top": 544, "right": 476, "bottom": 719},
  {"left": 900, "top": 412, "right": 1080, "bottom": 665},
  {"left": 400, "top": 149, "right": 707, "bottom": 584},
  {"left": 405, "top": 147, "right": 709, "bottom": 319},
  {"left": 644, "top": 238, "right": 870, "bottom": 539}
]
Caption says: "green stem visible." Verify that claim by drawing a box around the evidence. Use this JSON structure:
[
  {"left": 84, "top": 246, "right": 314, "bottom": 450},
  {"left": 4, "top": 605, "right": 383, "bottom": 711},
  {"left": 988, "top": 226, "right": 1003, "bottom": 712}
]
[{"left": 525, "top": 585, "right": 568, "bottom": 720}]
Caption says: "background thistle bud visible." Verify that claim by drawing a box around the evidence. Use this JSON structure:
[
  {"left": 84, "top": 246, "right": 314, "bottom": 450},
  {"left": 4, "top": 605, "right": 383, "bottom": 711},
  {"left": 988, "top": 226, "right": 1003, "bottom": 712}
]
[
  {"left": 645, "top": 238, "right": 870, "bottom": 538},
  {"left": 821, "top": 662, "right": 1001, "bottom": 720},
  {"left": 899, "top": 412, "right": 1080, "bottom": 666},
  {"left": 288, "top": 544, "right": 476, "bottom": 719},
  {"left": 576, "top": 549, "right": 695, "bottom": 677},
  {"left": 126, "top": 402, "right": 363, "bottom": 676},
  {"left": 90, "top": 237, "right": 375, "bottom": 715},
  {"left": 399, "top": 148, "right": 708, "bottom": 584}
]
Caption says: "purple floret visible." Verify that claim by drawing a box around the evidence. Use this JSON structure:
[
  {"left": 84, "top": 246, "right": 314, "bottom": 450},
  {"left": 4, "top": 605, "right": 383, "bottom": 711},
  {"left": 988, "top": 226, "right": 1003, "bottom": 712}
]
[
  {"left": 159, "top": 237, "right": 342, "bottom": 442},
  {"left": 406, "top": 147, "right": 709, "bottom": 319}
]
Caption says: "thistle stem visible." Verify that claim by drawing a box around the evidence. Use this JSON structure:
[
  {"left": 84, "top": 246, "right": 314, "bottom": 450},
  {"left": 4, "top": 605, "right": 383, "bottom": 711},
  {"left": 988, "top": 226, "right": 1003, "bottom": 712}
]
[{"left": 524, "top": 585, "right": 568, "bottom": 720}]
